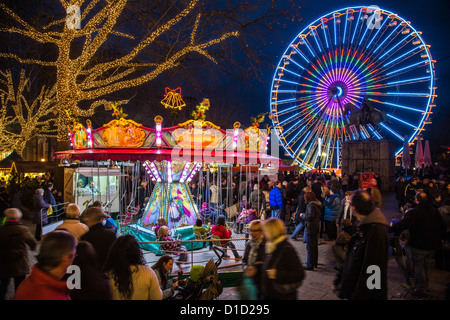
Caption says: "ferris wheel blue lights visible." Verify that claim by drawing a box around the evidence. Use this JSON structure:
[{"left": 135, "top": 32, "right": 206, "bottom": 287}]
[{"left": 269, "top": 6, "right": 436, "bottom": 169}]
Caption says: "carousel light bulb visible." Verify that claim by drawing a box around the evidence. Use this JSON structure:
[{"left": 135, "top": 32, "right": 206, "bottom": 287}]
[{"left": 167, "top": 161, "right": 173, "bottom": 183}]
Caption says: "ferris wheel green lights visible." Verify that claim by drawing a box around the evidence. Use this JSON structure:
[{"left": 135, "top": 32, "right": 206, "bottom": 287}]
[{"left": 270, "top": 6, "right": 436, "bottom": 170}]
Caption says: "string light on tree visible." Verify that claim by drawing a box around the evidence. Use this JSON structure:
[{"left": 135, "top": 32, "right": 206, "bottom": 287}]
[
  {"left": 0, "top": 69, "right": 58, "bottom": 155},
  {"left": 0, "top": 0, "right": 240, "bottom": 143}
]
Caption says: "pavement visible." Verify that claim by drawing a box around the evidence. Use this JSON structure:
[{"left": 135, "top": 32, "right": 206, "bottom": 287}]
[
  {"left": 207, "top": 191, "right": 450, "bottom": 300},
  {"left": 5, "top": 191, "right": 450, "bottom": 300}
]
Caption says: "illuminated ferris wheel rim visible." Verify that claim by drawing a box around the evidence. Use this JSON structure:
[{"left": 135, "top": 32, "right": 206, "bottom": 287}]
[{"left": 269, "top": 5, "right": 436, "bottom": 169}]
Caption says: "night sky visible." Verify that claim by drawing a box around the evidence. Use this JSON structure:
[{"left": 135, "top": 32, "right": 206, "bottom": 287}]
[
  {"left": 1, "top": 0, "right": 449, "bottom": 159},
  {"left": 178, "top": 0, "right": 450, "bottom": 158}
]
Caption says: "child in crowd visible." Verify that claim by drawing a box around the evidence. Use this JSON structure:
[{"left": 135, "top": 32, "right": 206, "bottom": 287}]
[
  {"left": 154, "top": 217, "right": 167, "bottom": 236},
  {"left": 193, "top": 219, "right": 212, "bottom": 249}
]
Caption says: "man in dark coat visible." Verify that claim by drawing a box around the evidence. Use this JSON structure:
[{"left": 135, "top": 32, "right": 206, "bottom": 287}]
[
  {"left": 0, "top": 208, "right": 37, "bottom": 300},
  {"left": 335, "top": 190, "right": 389, "bottom": 300},
  {"left": 32, "top": 188, "right": 51, "bottom": 241},
  {"left": 242, "top": 220, "right": 266, "bottom": 299},
  {"left": 80, "top": 206, "right": 117, "bottom": 270},
  {"left": 390, "top": 191, "right": 446, "bottom": 298},
  {"left": 44, "top": 182, "right": 57, "bottom": 224}
]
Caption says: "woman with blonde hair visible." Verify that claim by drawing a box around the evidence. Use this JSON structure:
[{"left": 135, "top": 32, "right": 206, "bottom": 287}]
[
  {"left": 157, "top": 226, "right": 188, "bottom": 269},
  {"left": 321, "top": 185, "right": 330, "bottom": 200},
  {"left": 261, "top": 218, "right": 304, "bottom": 300}
]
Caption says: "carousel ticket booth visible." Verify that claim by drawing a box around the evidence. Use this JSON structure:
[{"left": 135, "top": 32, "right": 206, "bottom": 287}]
[{"left": 66, "top": 167, "right": 121, "bottom": 216}]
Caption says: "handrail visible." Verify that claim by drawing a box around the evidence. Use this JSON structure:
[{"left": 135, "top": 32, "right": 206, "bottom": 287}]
[{"left": 141, "top": 237, "right": 248, "bottom": 271}]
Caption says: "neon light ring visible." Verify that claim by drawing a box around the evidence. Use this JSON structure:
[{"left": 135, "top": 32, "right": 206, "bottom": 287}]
[{"left": 269, "top": 6, "right": 436, "bottom": 170}]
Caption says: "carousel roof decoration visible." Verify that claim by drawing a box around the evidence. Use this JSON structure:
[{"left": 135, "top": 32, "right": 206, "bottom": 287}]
[
  {"left": 160, "top": 87, "right": 186, "bottom": 110},
  {"left": 57, "top": 94, "right": 278, "bottom": 166}
]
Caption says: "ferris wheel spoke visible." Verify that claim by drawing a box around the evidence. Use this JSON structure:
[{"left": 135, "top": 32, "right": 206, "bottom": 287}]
[
  {"left": 365, "top": 14, "right": 390, "bottom": 51},
  {"left": 384, "top": 59, "right": 430, "bottom": 77},
  {"left": 301, "top": 37, "right": 319, "bottom": 58},
  {"left": 277, "top": 112, "right": 302, "bottom": 127},
  {"left": 350, "top": 9, "right": 363, "bottom": 46},
  {"left": 282, "top": 55, "right": 306, "bottom": 70},
  {"left": 320, "top": 19, "right": 331, "bottom": 50},
  {"left": 381, "top": 41, "right": 422, "bottom": 68},
  {"left": 277, "top": 106, "right": 314, "bottom": 131},
  {"left": 376, "top": 77, "right": 432, "bottom": 90},
  {"left": 291, "top": 121, "right": 318, "bottom": 148},
  {"left": 368, "top": 72, "right": 431, "bottom": 88},
  {"left": 286, "top": 125, "right": 308, "bottom": 146},
  {"left": 290, "top": 45, "right": 312, "bottom": 64},
  {"left": 372, "top": 23, "right": 402, "bottom": 55},
  {"left": 292, "top": 130, "right": 313, "bottom": 161},
  {"left": 333, "top": 13, "right": 339, "bottom": 47},
  {"left": 377, "top": 32, "right": 413, "bottom": 62},
  {"left": 366, "top": 123, "right": 383, "bottom": 139},
  {"left": 367, "top": 98, "right": 425, "bottom": 113},
  {"left": 310, "top": 27, "right": 324, "bottom": 53},
  {"left": 386, "top": 113, "right": 418, "bottom": 129},
  {"left": 379, "top": 122, "right": 406, "bottom": 141}
]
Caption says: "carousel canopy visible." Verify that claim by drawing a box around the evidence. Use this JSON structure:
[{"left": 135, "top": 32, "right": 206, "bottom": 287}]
[{"left": 55, "top": 117, "right": 280, "bottom": 166}]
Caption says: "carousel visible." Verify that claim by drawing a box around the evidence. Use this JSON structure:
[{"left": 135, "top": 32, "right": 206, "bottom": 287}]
[{"left": 55, "top": 91, "right": 280, "bottom": 252}]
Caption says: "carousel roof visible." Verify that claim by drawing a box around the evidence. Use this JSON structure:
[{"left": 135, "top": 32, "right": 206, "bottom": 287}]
[
  {"left": 55, "top": 117, "right": 279, "bottom": 166},
  {"left": 55, "top": 147, "right": 280, "bottom": 165}
]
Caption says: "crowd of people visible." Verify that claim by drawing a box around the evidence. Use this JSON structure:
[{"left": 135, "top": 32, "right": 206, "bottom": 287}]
[{"left": 0, "top": 167, "right": 449, "bottom": 300}]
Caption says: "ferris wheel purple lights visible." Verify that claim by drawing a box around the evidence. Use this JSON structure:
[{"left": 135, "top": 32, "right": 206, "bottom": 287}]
[{"left": 270, "top": 6, "right": 436, "bottom": 170}]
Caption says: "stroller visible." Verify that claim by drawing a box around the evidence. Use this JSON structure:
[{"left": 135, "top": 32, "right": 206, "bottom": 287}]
[
  {"left": 172, "top": 246, "right": 225, "bottom": 300},
  {"left": 286, "top": 210, "right": 300, "bottom": 234}
]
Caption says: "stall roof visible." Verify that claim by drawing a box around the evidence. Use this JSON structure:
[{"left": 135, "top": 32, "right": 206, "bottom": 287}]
[
  {"left": 0, "top": 151, "right": 25, "bottom": 170},
  {"left": 11, "top": 161, "right": 57, "bottom": 173}
]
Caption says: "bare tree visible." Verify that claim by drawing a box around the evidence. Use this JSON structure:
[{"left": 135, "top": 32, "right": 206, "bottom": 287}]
[
  {"left": 0, "top": 69, "right": 58, "bottom": 155},
  {"left": 0, "top": 0, "right": 302, "bottom": 143}
]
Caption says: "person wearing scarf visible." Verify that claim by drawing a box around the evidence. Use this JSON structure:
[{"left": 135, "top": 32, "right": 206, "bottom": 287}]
[
  {"left": 242, "top": 220, "right": 266, "bottom": 299},
  {"left": 261, "top": 218, "right": 304, "bottom": 300}
]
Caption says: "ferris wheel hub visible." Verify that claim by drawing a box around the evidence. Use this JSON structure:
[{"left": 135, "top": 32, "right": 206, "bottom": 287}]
[{"left": 329, "top": 83, "right": 346, "bottom": 99}]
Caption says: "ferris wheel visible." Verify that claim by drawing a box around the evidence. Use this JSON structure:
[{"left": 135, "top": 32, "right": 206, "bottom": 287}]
[{"left": 269, "top": 6, "right": 436, "bottom": 170}]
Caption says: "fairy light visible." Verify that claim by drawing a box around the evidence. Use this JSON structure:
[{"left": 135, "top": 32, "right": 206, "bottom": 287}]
[
  {"left": 179, "top": 162, "right": 192, "bottom": 183},
  {"left": 0, "top": 0, "right": 239, "bottom": 142},
  {"left": 233, "top": 122, "right": 240, "bottom": 149},
  {"left": 68, "top": 132, "right": 73, "bottom": 148},
  {"left": 146, "top": 161, "right": 161, "bottom": 182},
  {"left": 186, "top": 162, "right": 202, "bottom": 183},
  {"left": 167, "top": 161, "right": 173, "bottom": 183},
  {"left": 86, "top": 120, "right": 93, "bottom": 148},
  {"left": 154, "top": 116, "right": 163, "bottom": 148},
  {"left": 0, "top": 69, "right": 58, "bottom": 155},
  {"left": 144, "top": 161, "right": 157, "bottom": 182}
]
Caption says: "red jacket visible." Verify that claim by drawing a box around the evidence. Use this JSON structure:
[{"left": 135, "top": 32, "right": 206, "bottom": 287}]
[
  {"left": 210, "top": 224, "right": 232, "bottom": 246},
  {"left": 13, "top": 265, "right": 71, "bottom": 300}
]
